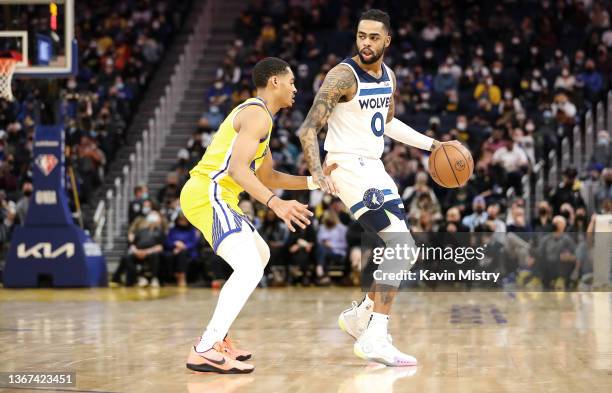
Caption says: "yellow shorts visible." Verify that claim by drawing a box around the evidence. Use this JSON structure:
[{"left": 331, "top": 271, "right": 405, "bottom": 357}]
[{"left": 179, "top": 176, "right": 254, "bottom": 252}]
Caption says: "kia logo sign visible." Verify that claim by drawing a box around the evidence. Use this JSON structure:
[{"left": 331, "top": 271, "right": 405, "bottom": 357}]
[{"left": 17, "top": 243, "right": 75, "bottom": 259}]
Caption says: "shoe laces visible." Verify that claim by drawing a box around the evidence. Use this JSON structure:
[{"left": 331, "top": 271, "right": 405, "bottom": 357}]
[{"left": 223, "top": 337, "right": 236, "bottom": 351}]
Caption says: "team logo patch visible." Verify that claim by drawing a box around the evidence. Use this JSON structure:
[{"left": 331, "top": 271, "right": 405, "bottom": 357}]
[
  {"left": 35, "top": 154, "right": 58, "bottom": 176},
  {"left": 455, "top": 160, "right": 466, "bottom": 171},
  {"left": 363, "top": 188, "right": 385, "bottom": 210}
]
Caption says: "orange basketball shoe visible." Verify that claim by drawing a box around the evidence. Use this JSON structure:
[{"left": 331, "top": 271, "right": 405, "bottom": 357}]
[
  {"left": 186, "top": 342, "right": 254, "bottom": 374},
  {"left": 222, "top": 335, "right": 252, "bottom": 361}
]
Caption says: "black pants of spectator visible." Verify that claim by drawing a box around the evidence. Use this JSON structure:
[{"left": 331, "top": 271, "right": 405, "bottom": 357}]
[
  {"left": 505, "top": 170, "right": 524, "bottom": 196},
  {"left": 122, "top": 253, "right": 161, "bottom": 284},
  {"left": 162, "top": 250, "right": 192, "bottom": 282},
  {"left": 538, "top": 261, "right": 574, "bottom": 290},
  {"left": 316, "top": 245, "right": 345, "bottom": 275},
  {"left": 288, "top": 249, "right": 311, "bottom": 281}
]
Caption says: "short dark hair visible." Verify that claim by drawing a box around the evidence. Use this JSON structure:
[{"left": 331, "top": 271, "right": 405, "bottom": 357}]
[
  {"left": 252, "top": 57, "right": 290, "bottom": 88},
  {"left": 359, "top": 9, "right": 391, "bottom": 33}
]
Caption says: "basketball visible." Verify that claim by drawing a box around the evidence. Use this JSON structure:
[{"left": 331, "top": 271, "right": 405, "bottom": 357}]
[{"left": 428, "top": 142, "right": 474, "bottom": 188}]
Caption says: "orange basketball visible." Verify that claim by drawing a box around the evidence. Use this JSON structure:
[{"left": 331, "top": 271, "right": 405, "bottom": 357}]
[{"left": 428, "top": 142, "right": 474, "bottom": 188}]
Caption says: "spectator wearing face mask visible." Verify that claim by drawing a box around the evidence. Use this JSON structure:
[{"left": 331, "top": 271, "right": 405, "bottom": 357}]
[
  {"left": 206, "top": 78, "right": 233, "bottom": 114},
  {"left": 164, "top": 213, "right": 199, "bottom": 287},
  {"left": 128, "top": 185, "right": 150, "bottom": 224},
  {"left": 474, "top": 76, "right": 501, "bottom": 105},
  {"left": 128, "top": 211, "right": 166, "bottom": 288},
  {"left": 533, "top": 215, "right": 577, "bottom": 290},
  {"left": 577, "top": 59, "right": 604, "bottom": 102},
  {"left": 551, "top": 93, "right": 577, "bottom": 126},
  {"left": 198, "top": 105, "right": 225, "bottom": 132},
  {"left": 462, "top": 196, "right": 488, "bottom": 231},
  {"left": 590, "top": 130, "right": 611, "bottom": 167},
  {"left": 550, "top": 167, "right": 586, "bottom": 214},
  {"left": 491, "top": 138, "right": 529, "bottom": 195},
  {"left": 554, "top": 67, "right": 576, "bottom": 93}
]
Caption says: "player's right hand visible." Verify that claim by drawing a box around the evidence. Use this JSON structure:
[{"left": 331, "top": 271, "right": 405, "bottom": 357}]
[{"left": 269, "top": 197, "right": 313, "bottom": 232}]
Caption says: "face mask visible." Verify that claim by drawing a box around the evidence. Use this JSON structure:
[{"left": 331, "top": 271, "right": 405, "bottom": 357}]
[
  {"left": 560, "top": 210, "right": 571, "bottom": 220},
  {"left": 597, "top": 137, "right": 609, "bottom": 145},
  {"left": 142, "top": 193, "right": 149, "bottom": 200},
  {"left": 214, "top": 82, "right": 223, "bottom": 89},
  {"left": 23, "top": 190, "right": 32, "bottom": 197},
  {"left": 457, "top": 122, "right": 467, "bottom": 131},
  {"left": 210, "top": 106, "right": 219, "bottom": 114},
  {"left": 142, "top": 206, "right": 151, "bottom": 215},
  {"left": 504, "top": 92, "right": 512, "bottom": 100},
  {"left": 146, "top": 213, "right": 160, "bottom": 224}
]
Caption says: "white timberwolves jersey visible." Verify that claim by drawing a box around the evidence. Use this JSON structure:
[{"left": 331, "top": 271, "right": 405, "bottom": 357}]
[{"left": 324, "top": 58, "right": 393, "bottom": 159}]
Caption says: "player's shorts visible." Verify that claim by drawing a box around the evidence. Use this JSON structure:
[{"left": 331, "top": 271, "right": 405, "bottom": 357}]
[
  {"left": 326, "top": 152, "right": 407, "bottom": 233},
  {"left": 179, "top": 176, "right": 254, "bottom": 252}
]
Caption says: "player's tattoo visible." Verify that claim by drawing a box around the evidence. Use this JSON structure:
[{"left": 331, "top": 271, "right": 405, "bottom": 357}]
[
  {"left": 373, "top": 283, "right": 397, "bottom": 306},
  {"left": 297, "top": 65, "right": 357, "bottom": 177}
]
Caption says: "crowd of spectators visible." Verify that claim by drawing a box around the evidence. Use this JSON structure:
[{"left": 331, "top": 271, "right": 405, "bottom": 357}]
[
  {"left": 0, "top": 0, "right": 190, "bottom": 263},
  {"left": 138, "top": 0, "right": 611, "bottom": 290}
]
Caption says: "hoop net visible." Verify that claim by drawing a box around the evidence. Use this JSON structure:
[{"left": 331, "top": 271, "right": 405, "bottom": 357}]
[{"left": 0, "top": 58, "right": 16, "bottom": 101}]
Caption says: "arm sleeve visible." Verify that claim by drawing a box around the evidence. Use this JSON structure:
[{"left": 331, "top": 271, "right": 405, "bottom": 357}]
[{"left": 384, "top": 118, "right": 434, "bottom": 151}]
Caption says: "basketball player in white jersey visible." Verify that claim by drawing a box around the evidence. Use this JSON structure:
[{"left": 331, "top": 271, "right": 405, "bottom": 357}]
[{"left": 298, "top": 9, "right": 458, "bottom": 366}]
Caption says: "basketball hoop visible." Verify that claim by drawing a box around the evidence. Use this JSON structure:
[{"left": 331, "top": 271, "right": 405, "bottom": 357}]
[{"left": 0, "top": 57, "right": 17, "bottom": 101}]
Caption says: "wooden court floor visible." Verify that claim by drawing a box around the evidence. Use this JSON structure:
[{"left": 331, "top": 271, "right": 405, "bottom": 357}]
[{"left": 0, "top": 288, "right": 610, "bottom": 393}]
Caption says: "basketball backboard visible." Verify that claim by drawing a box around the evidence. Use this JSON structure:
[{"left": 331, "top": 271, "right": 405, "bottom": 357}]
[{"left": 0, "top": 0, "right": 76, "bottom": 77}]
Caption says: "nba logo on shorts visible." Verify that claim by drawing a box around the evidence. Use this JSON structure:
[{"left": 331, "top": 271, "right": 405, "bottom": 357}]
[
  {"left": 363, "top": 188, "right": 385, "bottom": 210},
  {"left": 35, "top": 154, "right": 58, "bottom": 176}
]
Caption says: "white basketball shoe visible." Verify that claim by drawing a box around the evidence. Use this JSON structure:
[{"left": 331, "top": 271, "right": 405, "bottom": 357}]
[
  {"left": 353, "top": 328, "right": 417, "bottom": 367},
  {"left": 338, "top": 300, "right": 373, "bottom": 340}
]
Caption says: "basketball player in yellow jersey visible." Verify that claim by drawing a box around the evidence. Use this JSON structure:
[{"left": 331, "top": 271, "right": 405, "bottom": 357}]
[{"left": 181, "top": 57, "right": 335, "bottom": 374}]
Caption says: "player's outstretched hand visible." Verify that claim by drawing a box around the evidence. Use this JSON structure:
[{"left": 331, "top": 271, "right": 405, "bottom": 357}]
[{"left": 268, "top": 197, "right": 313, "bottom": 232}]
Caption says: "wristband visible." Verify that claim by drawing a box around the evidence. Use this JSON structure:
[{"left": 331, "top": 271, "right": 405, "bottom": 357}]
[
  {"left": 266, "top": 194, "right": 277, "bottom": 208},
  {"left": 306, "top": 176, "right": 319, "bottom": 190}
]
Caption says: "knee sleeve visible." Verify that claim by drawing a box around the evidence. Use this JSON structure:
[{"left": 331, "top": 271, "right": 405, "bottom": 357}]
[
  {"left": 373, "top": 214, "right": 418, "bottom": 288},
  {"left": 217, "top": 229, "right": 265, "bottom": 286}
]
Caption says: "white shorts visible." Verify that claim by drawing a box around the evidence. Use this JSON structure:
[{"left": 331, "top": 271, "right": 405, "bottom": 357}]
[{"left": 326, "top": 152, "right": 406, "bottom": 232}]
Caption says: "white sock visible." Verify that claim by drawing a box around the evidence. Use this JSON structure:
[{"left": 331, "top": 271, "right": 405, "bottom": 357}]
[
  {"left": 357, "top": 293, "right": 374, "bottom": 313},
  {"left": 367, "top": 312, "right": 389, "bottom": 336},
  {"left": 358, "top": 293, "right": 374, "bottom": 310},
  {"left": 195, "top": 229, "right": 268, "bottom": 353}
]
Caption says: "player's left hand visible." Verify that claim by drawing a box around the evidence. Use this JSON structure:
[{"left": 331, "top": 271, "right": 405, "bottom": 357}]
[{"left": 322, "top": 162, "right": 338, "bottom": 176}]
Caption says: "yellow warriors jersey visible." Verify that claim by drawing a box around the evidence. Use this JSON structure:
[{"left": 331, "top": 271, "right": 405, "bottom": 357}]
[{"left": 189, "top": 97, "right": 273, "bottom": 200}]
